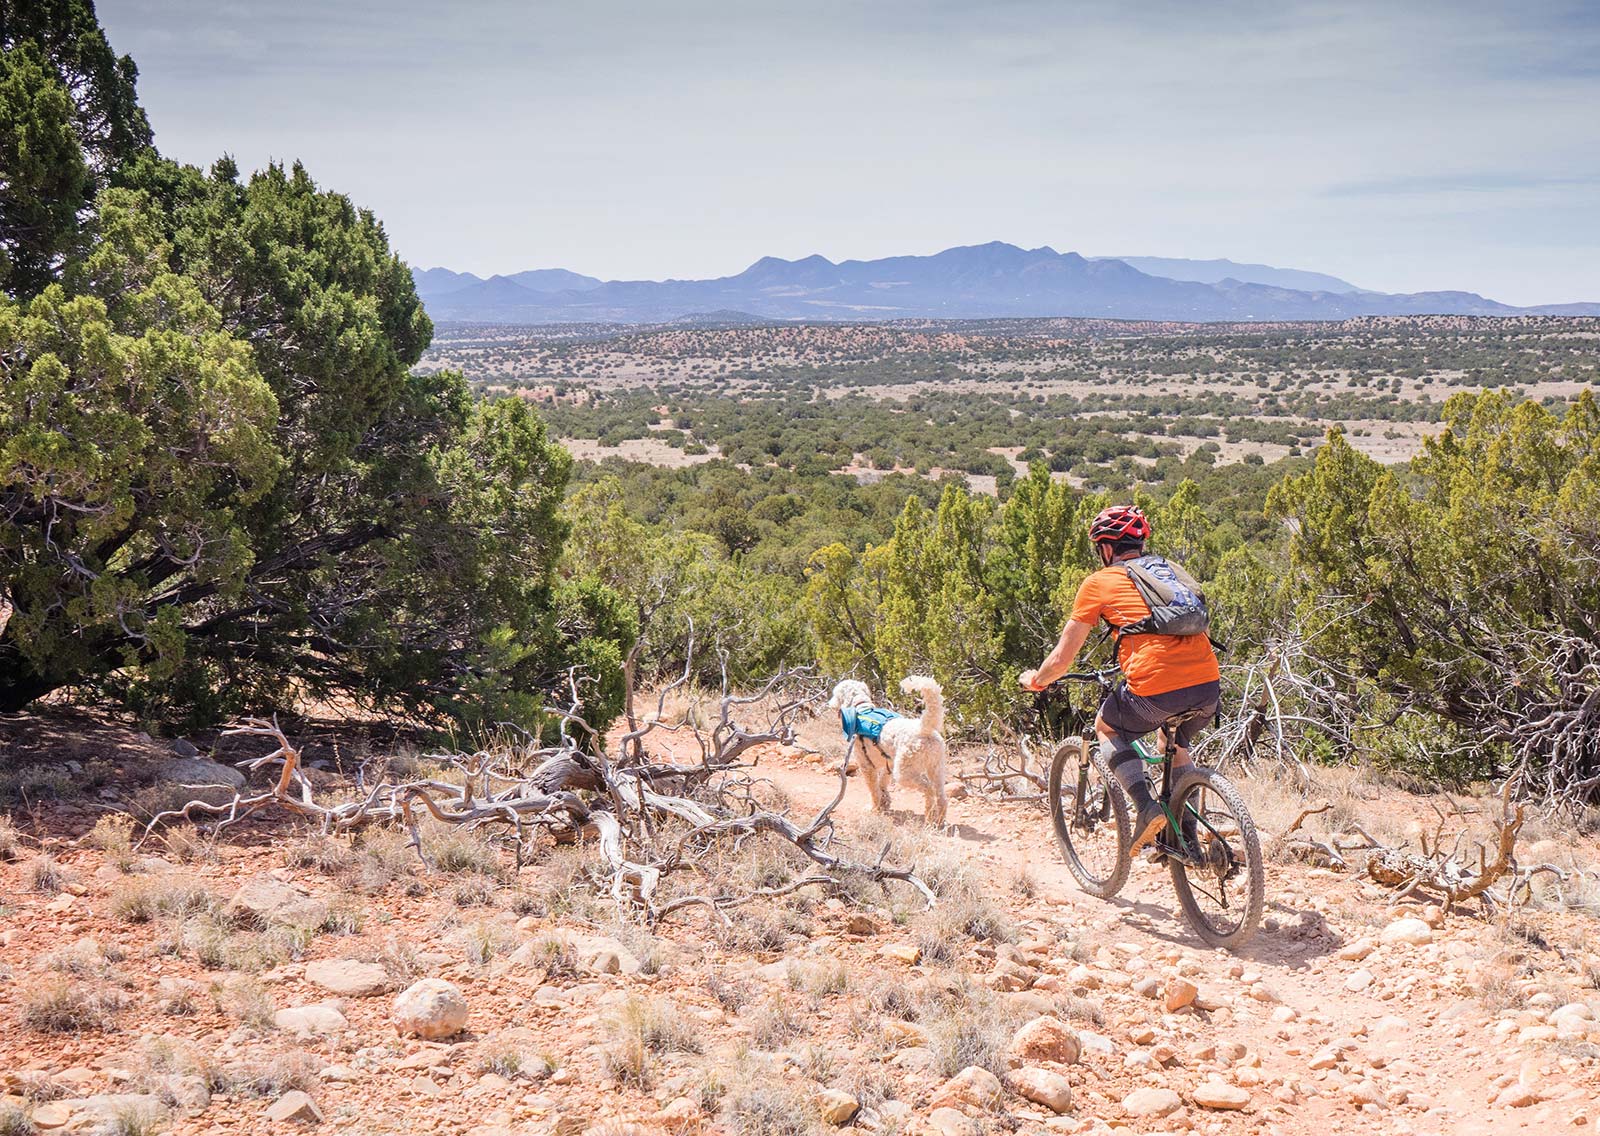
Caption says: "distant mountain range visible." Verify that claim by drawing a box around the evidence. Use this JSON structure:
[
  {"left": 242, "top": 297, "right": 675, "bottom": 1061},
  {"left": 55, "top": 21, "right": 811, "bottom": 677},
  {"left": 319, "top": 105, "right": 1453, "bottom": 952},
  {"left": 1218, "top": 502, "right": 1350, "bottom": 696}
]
[
  {"left": 413, "top": 243, "right": 1600, "bottom": 324},
  {"left": 1090, "top": 256, "right": 1366, "bottom": 294}
]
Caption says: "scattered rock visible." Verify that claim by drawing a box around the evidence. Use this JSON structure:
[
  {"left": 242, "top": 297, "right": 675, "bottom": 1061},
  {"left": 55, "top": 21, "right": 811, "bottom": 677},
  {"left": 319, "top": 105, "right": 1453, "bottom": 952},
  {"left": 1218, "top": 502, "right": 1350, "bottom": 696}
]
[
  {"left": 305, "top": 958, "right": 389, "bottom": 997},
  {"left": 879, "top": 943, "right": 922, "bottom": 966},
  {"left": 266, "top": 1090, "right": 324, "bottom": 1124},
  {"left": 226, "top": 877, "right": 328, "bottom": 929},
  {"left": 1381, "top": 918, "right": 1434, "bottom": 946},
  {"left": 29, "top": 1102, "right": 72, "bottom": 1130},
  {"left": 925, "top": 1107, "right": 980, "bottom": 1136},
  {"left": 1338, "top": 938, "right": 1376, "bottom": 962},
  {"left": 394, "top": 978, "right": 470, "bottom": 1039},
  {"left": 157, "top": 755, "right": 244, "bottom": 792},
  {"left": 988, "top": 958, "right": 1037, "bottom": 991},
  {"left": 929, "top": 1066, "right": 1003, "bottom": 1111},
  {"left": 845, "top": 914, "right": 881, "bottom": 936},
  {"left": 1009, "top": 1016, "right": 1081, "bottom": 1065},
  {"left": 818, "top": 1089, "right": 860, "bottom": 1125},
  {"left": 1193, "top": 1081, "right": 1251, "bottom": 1111},
  {"left": 1344, "top": 968, "right": 1375, "bottom": 992},
  {"left": 274, "top": 1003, "right": 349, "bottom": 1038},
  {"left": 1122, "top": 1087, "right": 1183, "bottom": 1118},
  {"left": 1007, "top": 1067, "right": 1072, "bottom": 1113},
  {"left": 1164, "top": 976, "right": 1199, "bottom": 1012},
  {"left": 890, "top": 1047, "right": 939, "bottom": 1074}
]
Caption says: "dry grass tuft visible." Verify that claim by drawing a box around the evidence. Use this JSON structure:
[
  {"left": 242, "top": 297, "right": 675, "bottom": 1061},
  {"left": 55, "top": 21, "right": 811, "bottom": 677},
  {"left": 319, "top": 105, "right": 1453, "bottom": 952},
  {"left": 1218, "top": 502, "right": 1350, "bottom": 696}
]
[
  {"left": 0, "top": 815, "right": 24, "bottom": 862},
  {"left": 157, "top": 825, "right": 219, "bottom": 864},
  {"left": 0, "top": 1102, "right": 35, "bottom": 1136},
  {"left": 722, "top": 1078, "right": 818, "bottom": 1136},
  {"left": 212, "top": 976, "right": 277, "bottom": 1030},
  {"left": 283, "top": 833, "right": 358, "bottom": 876},
  {"left": 220, "top": 1051, "right": 319, "bottom": 1098},
  {"left": 747, "top": 997, "right": 802, "bottom": 1050},
  {"left": 600, "top": 995, "right": 702, "bottom": 1089},
  {"left": 109, "top": 877, "right": 218, "bottom": 923},
  {"left": 428, "top": 828, "right": 504, "bottom": 876},
  {"left": 24, "top": 856, "right": 71, "bottom": 895},
  {"left": 42, "top": 938, "right": 119, "bottom": 978},
  {"left": 22, "top": 981, "right": 121, "bottom": 1033}
]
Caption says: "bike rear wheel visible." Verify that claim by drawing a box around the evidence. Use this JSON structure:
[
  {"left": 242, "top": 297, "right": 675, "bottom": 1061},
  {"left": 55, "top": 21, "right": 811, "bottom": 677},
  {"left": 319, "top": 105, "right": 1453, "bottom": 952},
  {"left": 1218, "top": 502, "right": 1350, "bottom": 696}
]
[
  {"left": 1166, "top": 767, "right": 1265, "bottom": 950},
  {"left": 1048, "top": 737, "right": 1130, "bottom": 899}
]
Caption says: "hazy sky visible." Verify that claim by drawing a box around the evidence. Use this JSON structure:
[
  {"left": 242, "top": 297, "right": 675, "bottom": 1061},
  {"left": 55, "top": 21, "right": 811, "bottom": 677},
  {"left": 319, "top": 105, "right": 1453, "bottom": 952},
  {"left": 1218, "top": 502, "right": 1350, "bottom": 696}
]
[{"left": 98, "top": 0, "right": 1600, "bottom": 304}]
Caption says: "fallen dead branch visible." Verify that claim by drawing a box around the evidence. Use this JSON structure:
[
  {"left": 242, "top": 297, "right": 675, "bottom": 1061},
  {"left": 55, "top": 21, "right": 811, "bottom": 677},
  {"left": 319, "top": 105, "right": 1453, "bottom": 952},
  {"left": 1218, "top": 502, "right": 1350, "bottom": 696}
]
[
  {"left": 141, "top": 653, "right": 938, "bottom": 920},
  {"left": 1359, "top": 778, "right": 1564, "bottom": 910}
]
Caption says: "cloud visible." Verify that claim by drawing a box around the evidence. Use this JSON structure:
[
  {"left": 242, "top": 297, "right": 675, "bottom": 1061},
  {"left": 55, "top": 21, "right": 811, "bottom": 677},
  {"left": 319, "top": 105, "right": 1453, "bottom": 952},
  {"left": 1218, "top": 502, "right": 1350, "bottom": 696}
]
[{"left": 95, "top": 0, "right": 1600, "bottom": 305}]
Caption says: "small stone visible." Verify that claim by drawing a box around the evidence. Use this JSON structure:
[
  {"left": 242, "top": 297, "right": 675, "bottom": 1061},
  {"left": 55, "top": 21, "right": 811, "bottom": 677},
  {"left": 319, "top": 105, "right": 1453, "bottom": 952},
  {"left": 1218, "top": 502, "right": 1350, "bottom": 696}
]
[
  {"left": 929, "top": 1066, "right": 1003, "bottom": 1111},
  {"left": 1381, "top": 918, "right": 1434, "bottom": 946},
  {"left": 879, "top": 943, "right": 922, "bottom": 966},
  {"left": 659, "top": 1098, "right": 700, "bottom": 1120},
  {"left": 1164, "top": 977, "right": 1199, "bottom": 1012},
  {"left": 818, "top": 1089, "right": 859, "bottom": 1125},
  {"left": 30, "top": 1102, "right": 72, "bottom": 1130},
  {"left": 393, "top": 978, "right": 470, "bottom": 1039},
  {"left": 1345, "top": 969, "right": 1375, "bottom": 992},
  {"left": 926, "top": 1107, "right": 980, "bottom": 1136},
  {"left": 1008, "top": 1067, "right": 1072, "bottom": 1114},
  {"left": 1009, "top": 1016, "right": 1082, "bottom": 1065},
  {"left": 305, "top": 958, "right": 390, "bottom": 997},
  {"left": 1337, "top": 939, "right": 1376, "bottom": 962},
  {"left": 846, "top": 913, "right": 880, "bottom": 936},
  {"left": 266, "top": 1090, "right": 324, "bottom": 1124},
  {"left": 274, "top": 1003, "right": 349, "bottom": 1038},
  {"left": 1193, "top": 1081, "right": 1250, "bottom": 1111},
  {"left": 1122, "top": 1087, "right": 1183, "bottom": 1117}
]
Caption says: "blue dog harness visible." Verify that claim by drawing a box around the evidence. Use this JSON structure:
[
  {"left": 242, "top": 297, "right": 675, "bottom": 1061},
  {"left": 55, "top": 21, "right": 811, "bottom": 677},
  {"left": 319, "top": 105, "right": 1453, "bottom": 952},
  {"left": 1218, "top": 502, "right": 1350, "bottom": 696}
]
[{"left": 840, "top": 706, "right": 898, "bottom": 743}]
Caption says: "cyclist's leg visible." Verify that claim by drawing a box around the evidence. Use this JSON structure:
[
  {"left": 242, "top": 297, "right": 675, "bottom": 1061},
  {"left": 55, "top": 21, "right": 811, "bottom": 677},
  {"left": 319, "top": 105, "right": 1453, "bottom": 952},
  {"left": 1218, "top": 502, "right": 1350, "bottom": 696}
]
[{"left": 1097, "top": 690, "right": 1166, "bottom": 851}]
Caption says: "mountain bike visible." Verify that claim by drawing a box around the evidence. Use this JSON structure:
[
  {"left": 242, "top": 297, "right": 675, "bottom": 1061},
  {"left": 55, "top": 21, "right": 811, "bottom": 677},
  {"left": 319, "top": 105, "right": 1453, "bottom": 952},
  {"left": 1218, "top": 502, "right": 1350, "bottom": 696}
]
[{"left": 1040, "top": 666, "right": 1265, "bottom": 949}]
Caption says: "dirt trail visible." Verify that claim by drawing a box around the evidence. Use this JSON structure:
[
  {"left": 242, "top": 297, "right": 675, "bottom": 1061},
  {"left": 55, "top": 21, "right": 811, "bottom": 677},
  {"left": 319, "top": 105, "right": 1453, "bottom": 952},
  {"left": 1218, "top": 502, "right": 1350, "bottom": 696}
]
[{"left": 760, "top": 741, "right": 1599, "bottom": 1135}]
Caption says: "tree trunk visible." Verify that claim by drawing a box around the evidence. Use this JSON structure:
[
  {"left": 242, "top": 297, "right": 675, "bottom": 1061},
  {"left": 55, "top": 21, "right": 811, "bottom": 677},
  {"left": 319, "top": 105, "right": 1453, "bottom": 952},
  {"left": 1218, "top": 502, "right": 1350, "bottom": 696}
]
[{"left": 0, "top": 656, "right": 59, "bottom": 713}]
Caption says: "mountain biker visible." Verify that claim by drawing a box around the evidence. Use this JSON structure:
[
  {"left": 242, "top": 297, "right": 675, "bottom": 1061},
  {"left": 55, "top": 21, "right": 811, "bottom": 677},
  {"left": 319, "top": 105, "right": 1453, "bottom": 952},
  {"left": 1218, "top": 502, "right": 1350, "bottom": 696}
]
[{"left": 1019, "top": 504, "right": 1220, "bottom": 854}]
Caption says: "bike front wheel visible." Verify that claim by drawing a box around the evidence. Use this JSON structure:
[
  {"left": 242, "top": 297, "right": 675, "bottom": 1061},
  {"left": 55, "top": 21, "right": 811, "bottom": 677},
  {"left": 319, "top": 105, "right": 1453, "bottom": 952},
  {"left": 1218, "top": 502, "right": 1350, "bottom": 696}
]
[
  {"left": 1048, "top": 737, "right": 1131, "bottom": 899},
  {"left": 1166, "top": 767, "right": 1265, "bottom": 950}
]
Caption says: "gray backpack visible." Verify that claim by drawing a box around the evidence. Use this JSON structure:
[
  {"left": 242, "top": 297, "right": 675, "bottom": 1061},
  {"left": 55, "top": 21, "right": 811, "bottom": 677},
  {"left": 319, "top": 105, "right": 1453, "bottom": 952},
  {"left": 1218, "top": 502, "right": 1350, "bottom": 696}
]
[{"left": 1117, "top": 555, "right": 1211, "bottom": 638}]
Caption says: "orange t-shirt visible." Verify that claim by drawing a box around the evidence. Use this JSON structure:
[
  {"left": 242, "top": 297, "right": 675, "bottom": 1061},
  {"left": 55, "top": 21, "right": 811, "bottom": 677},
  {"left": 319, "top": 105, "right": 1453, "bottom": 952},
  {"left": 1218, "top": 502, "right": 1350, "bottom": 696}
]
[{"left": 1069, "top": 566, "right": 1220, "bottom": 696}]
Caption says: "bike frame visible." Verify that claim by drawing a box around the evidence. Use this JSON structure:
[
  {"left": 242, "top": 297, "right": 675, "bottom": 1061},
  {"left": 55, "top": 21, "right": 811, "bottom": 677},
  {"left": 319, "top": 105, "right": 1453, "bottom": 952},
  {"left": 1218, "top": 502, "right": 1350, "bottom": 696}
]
[{"left": 1048, "top": 667, "right": 1220, "bottom": 869}]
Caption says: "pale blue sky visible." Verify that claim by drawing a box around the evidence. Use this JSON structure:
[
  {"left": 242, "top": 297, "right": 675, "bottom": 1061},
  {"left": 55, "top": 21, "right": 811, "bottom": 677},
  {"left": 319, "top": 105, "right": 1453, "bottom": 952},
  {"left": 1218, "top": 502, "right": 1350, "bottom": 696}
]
[{"left": 99, "top": 0, "right": 1600, "bottom": 304}]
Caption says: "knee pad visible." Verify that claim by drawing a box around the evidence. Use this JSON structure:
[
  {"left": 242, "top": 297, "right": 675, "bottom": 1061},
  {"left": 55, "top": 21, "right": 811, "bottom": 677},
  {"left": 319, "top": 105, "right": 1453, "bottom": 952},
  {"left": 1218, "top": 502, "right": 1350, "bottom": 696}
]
[{"left": 1099, "top": 736, "right": 1147, "bottom": 795}]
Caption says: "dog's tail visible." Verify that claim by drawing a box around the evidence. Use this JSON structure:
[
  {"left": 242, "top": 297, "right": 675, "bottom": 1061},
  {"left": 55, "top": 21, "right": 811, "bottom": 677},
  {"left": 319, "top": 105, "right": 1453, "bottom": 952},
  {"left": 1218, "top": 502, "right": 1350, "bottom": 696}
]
[{"left": 900, "top": 675, "right": 944, "bottom": 736}]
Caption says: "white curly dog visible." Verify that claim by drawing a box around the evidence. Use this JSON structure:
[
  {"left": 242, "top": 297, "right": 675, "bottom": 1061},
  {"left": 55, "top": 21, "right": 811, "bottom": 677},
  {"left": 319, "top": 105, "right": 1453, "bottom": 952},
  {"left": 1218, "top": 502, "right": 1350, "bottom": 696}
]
[{"left": 827, "top": 675, "right": 948, "bottom": 825}]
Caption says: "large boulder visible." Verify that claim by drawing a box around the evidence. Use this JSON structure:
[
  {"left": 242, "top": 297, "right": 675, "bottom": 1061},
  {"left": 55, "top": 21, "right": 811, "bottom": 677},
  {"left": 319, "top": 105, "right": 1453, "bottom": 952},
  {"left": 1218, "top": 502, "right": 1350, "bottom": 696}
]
[
  {"left": 393, "top": 978, "right": 470, "bottom": 1039},
  {"left": 155, "top": 756, "right": 246, "bottom": 807}
]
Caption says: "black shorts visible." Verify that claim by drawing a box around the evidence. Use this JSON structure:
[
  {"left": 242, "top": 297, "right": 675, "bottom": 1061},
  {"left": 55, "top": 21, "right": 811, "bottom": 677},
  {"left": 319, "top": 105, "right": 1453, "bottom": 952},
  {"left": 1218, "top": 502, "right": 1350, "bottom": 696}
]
[{"left": 1100, "top": 680, "right": 1220, "bottom": 748}]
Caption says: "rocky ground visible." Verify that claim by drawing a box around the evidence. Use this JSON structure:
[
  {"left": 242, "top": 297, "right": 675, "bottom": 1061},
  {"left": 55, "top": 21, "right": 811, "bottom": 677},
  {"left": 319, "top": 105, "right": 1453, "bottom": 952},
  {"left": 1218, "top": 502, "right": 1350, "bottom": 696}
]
[{"left": 1, "top": 710, "right": 1597, "bottom": 1136}]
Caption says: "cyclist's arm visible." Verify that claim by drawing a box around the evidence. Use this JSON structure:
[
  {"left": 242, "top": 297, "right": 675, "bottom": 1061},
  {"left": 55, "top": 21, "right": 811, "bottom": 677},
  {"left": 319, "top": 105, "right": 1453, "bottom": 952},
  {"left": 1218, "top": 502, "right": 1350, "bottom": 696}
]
[{"left": 1021, "top": 619, "right": 1095, "bottom": 691}]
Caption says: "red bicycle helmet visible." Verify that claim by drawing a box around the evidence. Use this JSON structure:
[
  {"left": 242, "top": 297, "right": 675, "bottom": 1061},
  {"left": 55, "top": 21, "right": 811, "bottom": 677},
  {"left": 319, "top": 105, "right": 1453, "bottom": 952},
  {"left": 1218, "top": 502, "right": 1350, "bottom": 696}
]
[{"left": 1089, "top": 504, "right": 1151, "bottom": 544}]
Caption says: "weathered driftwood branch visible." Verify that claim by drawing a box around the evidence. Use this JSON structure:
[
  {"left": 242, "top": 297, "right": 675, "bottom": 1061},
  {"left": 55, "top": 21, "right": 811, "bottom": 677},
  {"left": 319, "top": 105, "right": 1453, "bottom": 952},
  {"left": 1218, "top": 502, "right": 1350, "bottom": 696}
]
[
  {"left": 141, "top": 657, "right": 935, "bottom": 920},
  {"left": 1363, "top": 779, "right": 1526, "bottom": 908}
]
